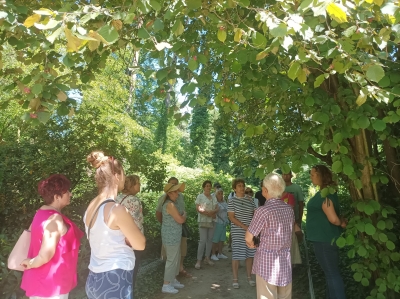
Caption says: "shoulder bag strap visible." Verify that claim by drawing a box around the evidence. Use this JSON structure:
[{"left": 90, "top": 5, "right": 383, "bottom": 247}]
[
  {"left": 87, "top": 199, "right": 115, "bottom": 241},
  {"left": 119, "top": 195, "right": 129, "bottom": 205}
]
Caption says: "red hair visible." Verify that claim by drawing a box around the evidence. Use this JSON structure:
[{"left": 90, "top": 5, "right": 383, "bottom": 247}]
[{"left": 38, "top": 174, "right": 71, "bottom": 205}]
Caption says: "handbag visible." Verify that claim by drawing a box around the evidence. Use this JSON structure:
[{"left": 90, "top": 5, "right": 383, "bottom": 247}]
[
  {"left": 8, "top": 229, "right": 31, "bottom": 271},
  {"left": 294, "top": 223, "right": 304, "bottom": 243},
  {"left": 182, "top": 223, "right": 190, "bottom": 237},
  {"left": 252, "top": 233, "right": 261, "bottom": 247}
]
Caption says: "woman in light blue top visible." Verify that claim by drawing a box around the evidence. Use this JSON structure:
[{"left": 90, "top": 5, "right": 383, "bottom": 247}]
[
  {"left": 211, "top": 188, "right": 229, "bottom": 261},
  {"left": 161, "top": 182, "right": 187, "bottom": 294}
]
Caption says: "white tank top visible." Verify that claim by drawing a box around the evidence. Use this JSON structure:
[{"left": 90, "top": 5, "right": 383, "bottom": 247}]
[{"left": 84, "top": 203, "right": 135, "bottom": 273}]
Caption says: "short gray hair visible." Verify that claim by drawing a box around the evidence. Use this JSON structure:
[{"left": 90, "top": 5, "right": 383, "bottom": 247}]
[
  {"left": 263, "top": 173, "right": 285, "bottom": 198},
  {"left": 216, "top": 188, "right": 224, "bottom": 194}
]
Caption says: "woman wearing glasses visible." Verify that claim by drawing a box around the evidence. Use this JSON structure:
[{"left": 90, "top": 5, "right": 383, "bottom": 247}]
[{"left": 84, "top": 151, "right": 146, "bottom": 299}]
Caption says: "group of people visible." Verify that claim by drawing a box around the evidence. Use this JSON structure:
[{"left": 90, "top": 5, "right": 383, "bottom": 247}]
[
  {"left": 155, "top": 166, "right": 347, "bottom": 299},
  {"left": 16, "top": 149, "right": 347, "bottom": 299},
  {"left": 19, "top": 151, "right": 146, "bottom": 299}
]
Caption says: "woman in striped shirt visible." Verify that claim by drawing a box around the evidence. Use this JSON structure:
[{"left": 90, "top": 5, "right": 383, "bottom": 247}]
[{"left": 228, "top": 178, "right": 256, "bottom": 289}]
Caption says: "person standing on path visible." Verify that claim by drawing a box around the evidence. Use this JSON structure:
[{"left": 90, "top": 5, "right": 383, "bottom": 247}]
[
  {"left": 281, "top": 189, "right": 302, "bottom": 266},
  {"left": 245, "top": 173, "right": 295, "bottom": 299},
  {"left": 117, "top": 175, "right": 144, "bottom": 291},
  {"left": 161, "top": 182, "right": 187, "bottom": 294},
  {"left": 195, "top": 180, "right": 219, "bottom": 269},
  {"left": 20, "top": 174, "right": 84, "bottom": 299},
  {"left": 307, "top": 165, "right": 347, "bottom": 299},
  {"left": 210, "top": 188, "right": 229, "bottom": 261},
  {"left": 156, "top": 177, "right": 192, "bottom": 278},
  {"left": 84, "top": 152, "right": 146, "bottom": 299},
  {"left": 281, "top": 170, "right": 304, "bottom": 225},
  {"left": 245, "top": 187, "right": 258, "bottom": 208},
  {"left": 255, "top": 181, "right": 267, "bottom": 207},
  {"left": 212, "top": 182, "right": 221, "bottom": 197},
  {"left": 228, "top": 178, "right": 256, "bottom": 289}
]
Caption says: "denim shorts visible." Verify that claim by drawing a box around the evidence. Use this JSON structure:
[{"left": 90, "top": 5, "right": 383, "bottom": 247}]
[
  {"left": 212, "top": 223, "right": 227, "bottom": 243},
  {"left": 86, "top": 268, "right": 133, "bottom": 299}
]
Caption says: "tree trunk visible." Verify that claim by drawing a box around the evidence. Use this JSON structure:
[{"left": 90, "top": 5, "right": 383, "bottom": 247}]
[
  {"left": 382, "top": 138, "right": 400, "bottom": 196},
  {"left": 352, "top": 130, "right": 378, "bottom": 201},
  {"left": 127, "top": 50, "right": 140, "bottom": 114}
]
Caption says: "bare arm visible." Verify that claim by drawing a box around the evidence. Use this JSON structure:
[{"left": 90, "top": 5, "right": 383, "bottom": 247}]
[
  {"left": 209, "top": 204, "right": 219, "bottom": 216},
  {"left": 21, "top": 214, "right": 64, "bottom": 269},
  {"left": 322, "top": 199, "right": 346, "bottom": 228},
  {"left": 196, "top": 204, "right": 212, "bottom": 216},
  {"left": 167, "top": 202, "right": 186, "bottom": 224},
  {"left": 113, "top": 205, "right": 146, "bottom": 250},
  {"left": 156, "top": 211, "right": 162, "bottom": 223},
  {"left": 245, "top": 230, "right": 255, "bottom": 248},
  {"left": 228, "top": 211, "right": 248, "bottom": 230}
]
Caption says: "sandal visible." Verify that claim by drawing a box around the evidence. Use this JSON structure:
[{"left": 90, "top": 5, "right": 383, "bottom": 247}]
[
  {"left": 247, "top": 277, "right": 256, "bottom": 286},
  {"left": 232, "top": 279, "right": 239, "bottom": 289},
  {"left": 195, "top": 263, "right": 201, "bottom": 270},
  {"left": 203, "top": 259, "right": 214, "bottom": 266},
  {"left": 179, "top": 269, "right": 193, "bottom": 278}
]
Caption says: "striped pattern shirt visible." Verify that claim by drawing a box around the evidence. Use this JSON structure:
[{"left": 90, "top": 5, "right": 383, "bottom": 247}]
[
  {"left": 227, "top": 196, "right": 256, "bottom": 227},
  {"left": 228, "top": 196, "right": 256, "bottom": 260},
  {"left": 248, "top": 198, "right": 294, "bottom": 286}
]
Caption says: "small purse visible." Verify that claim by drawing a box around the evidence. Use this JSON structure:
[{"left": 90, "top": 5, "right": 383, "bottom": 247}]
[
  {"left": 294, "top": 223, "right": 304, "bottom": 243},
  {"left": 252, "top": 233, "right": 261, "bottom": 247},
  {"left": 8, "top": 229, "right": 31, "bottom": 271},
  {"left": 199, "top": 221, "right": 214, "bottom": 229}
]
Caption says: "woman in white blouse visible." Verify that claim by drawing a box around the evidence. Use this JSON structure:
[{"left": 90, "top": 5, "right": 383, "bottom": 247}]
[{"left": 195, "top": 180, "right": 219, "bottom": 269}]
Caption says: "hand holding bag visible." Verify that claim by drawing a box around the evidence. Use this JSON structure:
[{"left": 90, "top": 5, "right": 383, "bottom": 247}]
[{"left": 8, "top": 229, "right": 31, "bottom": 271}]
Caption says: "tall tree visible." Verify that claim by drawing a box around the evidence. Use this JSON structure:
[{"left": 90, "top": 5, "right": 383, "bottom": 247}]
[
  {"left": 212, "top": 121, "right": 231, "bottom": 173},
  {"left": 188, "top": 105, "right": 211, "bottom": 167}
]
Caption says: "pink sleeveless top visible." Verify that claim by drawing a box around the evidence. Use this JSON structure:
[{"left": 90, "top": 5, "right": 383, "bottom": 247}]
[{"left": 21, "top": 209, "right": 84, "bottom": 297}]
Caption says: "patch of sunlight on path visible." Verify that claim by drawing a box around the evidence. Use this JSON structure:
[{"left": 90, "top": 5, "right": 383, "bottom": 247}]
[{"left": 153, "top": 248, "right": 257, "bottom": 299}]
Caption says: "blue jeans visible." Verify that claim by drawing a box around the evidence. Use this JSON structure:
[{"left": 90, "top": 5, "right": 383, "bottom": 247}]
[{"left": 313, "top": 242, "right": 346, "bottom": 299}]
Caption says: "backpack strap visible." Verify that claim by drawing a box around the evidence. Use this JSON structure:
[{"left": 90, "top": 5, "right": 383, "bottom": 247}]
[{"left": 87, "top": 199, "right": 115, "bottom": 241}]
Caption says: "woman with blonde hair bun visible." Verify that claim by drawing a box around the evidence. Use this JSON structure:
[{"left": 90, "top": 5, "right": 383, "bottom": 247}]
[{"left": 84, "top": 151, "right": 146, "bottom": 299}]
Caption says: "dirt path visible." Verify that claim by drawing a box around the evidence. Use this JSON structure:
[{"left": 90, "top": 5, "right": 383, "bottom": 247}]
[{"left": 153, "top": 249, "right": 257, "bottom": 299}]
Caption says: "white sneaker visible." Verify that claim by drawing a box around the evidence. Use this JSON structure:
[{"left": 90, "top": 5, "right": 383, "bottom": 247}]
[
  {"left": 172, "top": 279, "right": 185, "bottom": 289},
  {"left": 162, "top": 284, "right": 179, "bottom": 294},
  {"left": 217, "top": 253, "right": 228, "bottom": 259},
  {"left": 211, "top": 254, "right": 219, "bottom": 261}
]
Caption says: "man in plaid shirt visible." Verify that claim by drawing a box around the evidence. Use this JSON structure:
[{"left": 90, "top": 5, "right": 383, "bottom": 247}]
[{"left": 245, "top": 173, "right": 295, "bottom": 299}]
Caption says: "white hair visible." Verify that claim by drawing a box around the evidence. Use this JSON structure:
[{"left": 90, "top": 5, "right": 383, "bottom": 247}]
[
  {"left": 216, "top": 188, "right": 224, "bottom": 194},
  {"left": 263, "top": 173, "right": 286, "bottom": 198}
]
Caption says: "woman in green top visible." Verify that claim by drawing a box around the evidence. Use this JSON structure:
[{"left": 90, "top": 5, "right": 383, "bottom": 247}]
[{"left": 306, "top": 165, "right": 347, "bottom": 299}]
